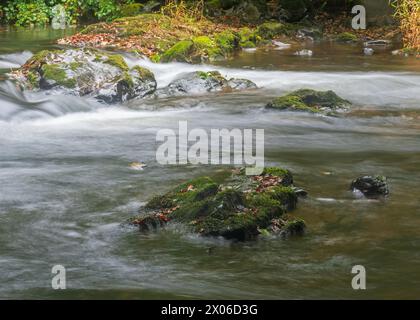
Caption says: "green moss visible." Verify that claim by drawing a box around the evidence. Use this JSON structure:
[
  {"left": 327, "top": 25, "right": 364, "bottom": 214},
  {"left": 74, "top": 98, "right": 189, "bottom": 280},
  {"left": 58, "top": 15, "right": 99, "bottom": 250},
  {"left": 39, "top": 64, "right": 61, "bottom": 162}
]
[
  {"left": 246, "top": 193, "right": 284, "bottom": 226},
  {"left": 197, "top": 71, "right": 210, "bottom": 79},
  {"left": 192, "top": 36, "right": 223, "bottom": 60},
  {"left": 196, "top": 71, "right": 224, "bottom": 82},
  {"left": 195, "top": 190, "right": 277, "bottom": 240},
  {"left": 267, "top": 89, "right": 350, "bottom": 114},
  {"left": 150, "top": 53, "right": 161, "bottom": 63},
  {"left": 267, "top": 95, "right": 319, "bottom": 113},
  {"left": 256, "top": 22, "right": 287, "bottom": 39},
  {"left": 241, "top": 41, "right": 256, "bottom": 48},
  {"left": 121, "top": 71, "right": 134, "bottom": 87},
  {"left": 131, "top": 65, "right": 155, "bottom": 81},
  {"left": 268, "top": 186, "right": 298, "bottom": 210},
  {"left": 193, "top": 36, "right": 214, "bottom": 48},
  {"left": 161, "top": 40, "right": 194, "bottom": 62},
  {"left": 31, "top": 50, "right": 50, "bottom": 62},
  {"left": 69, "top": 62, "right": 83, "bottom": 71},
  {"left": 145, "top": 194, "right": 175, "bottom": 210},
  {"left": 26, "top": 71, "right": 39, "bottom": 88},
  {"left": 293, "top": 89, "right": 350, "bottom": 108},
  {"left": 133, "top": 167, "right": 305, "bottom": 241},
  {"left": 104, "top": 54, "right": 129, "bottom": 71},
  {"left": 171, "top": 199, "right": 212, "bottom": 223},
  {"left": 214, "top": 30, "right": 239, "bottom": 54},
  {"left": 119, "top": 3, "right": 143, "bottom": 17},
  {"left": 336, "top": 32, "right": 358, "bottom": 42},
  {"left": 146, "top": 176, "right": 218, "bottom": 210},
  {"left": 282, "top": 218, "right": 306, "bottom": 237},
  {"left": 24, "top": 50, "right": 52, "bottom": 72},
  {"left": 41, "top": 64, "right": 76, "bottom": 88},
  {"left": 238, "top": 27, "right": 258, "bottom": 48},
  {"left": 263, "top": 167, "right": 291, "bottom": 178}
]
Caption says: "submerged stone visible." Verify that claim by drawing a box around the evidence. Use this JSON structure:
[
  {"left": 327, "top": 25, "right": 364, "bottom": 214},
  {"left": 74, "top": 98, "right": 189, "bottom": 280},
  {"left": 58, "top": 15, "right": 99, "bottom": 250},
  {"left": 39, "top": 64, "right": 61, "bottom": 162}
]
[
  {"left": 9, "top": 49, "right": 157, "bottom": 103},
  {"left": 266, "top": 89, "right": 350, "bottom": 115},
  {"left": 351, "top": 176, "right": 389, "bottom": 198},
  {"left": 129, "top": 167, "right": 306, "bottom": 241}
]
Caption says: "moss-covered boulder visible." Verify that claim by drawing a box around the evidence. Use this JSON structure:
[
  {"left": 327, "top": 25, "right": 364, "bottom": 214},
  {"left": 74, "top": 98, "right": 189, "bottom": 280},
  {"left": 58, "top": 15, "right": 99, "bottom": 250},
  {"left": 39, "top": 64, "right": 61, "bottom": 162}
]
[
  {"left": 9, "top": 49, "right": 157, "bottom": 103},
  {"left": 161, "top": 32, "right": 240, "bottom": 63},
  {"left": 129, "top": 167, "right": 306, "bottom": 241},
  {"left": 157, "top": 70, "right": 257, "bottom": 97},
  {"left": 256, "top": 22, "right": 288, "bottom": 40},
  {"left": 238, "top": 27, "right": 259, "bottom": 48},
  {"left": 266, "top": 89, "right": 351, "bottom": 115}
]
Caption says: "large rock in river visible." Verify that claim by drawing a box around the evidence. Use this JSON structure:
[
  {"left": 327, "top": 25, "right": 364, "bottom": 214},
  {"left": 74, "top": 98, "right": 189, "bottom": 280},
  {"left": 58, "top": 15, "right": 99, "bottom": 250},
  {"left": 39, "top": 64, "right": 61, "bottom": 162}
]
[
  {"left": 9, "top": 49, "right": 157, "bottom": 103},
  {"left": 129, "top": 167, "right": 306, "bottom": 241},
  {"left": 157, "top": 71, "right": 257, "bottom": 97},
  {"left": 266, "top": 89, "right": 351, "bottom": 115}
]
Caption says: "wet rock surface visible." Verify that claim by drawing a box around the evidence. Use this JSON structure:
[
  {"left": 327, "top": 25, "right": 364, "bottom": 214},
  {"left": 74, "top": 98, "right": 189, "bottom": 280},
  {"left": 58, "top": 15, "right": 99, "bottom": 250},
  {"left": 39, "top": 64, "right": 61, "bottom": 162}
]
[
  {"left": 351, "top": 176, "right": 389, "bottom": 197},
  {"left": 266, "top": 89, "right": 351, "bottom": 115},
  {"left": 129, "top": 167, "right": 306, "bottom": 241},
  {"left": 156, "top": 71, "right": 257, "bottom": 97},
  {"left": 9, "top": 49, "right": 157, "bottom": 103}
]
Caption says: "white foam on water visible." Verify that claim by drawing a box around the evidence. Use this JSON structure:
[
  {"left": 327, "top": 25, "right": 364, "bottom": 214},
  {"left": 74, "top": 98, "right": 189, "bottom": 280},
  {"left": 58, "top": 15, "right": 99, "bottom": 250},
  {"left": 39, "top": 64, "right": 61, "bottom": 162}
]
[{"left": 0, "top": 51, "right": 33, "bottom": 69}]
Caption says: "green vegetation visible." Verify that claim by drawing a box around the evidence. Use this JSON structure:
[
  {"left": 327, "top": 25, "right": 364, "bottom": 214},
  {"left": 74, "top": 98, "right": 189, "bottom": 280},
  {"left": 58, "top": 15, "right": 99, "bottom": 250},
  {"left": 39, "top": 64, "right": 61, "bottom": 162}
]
[
  {"left": 256, "top": 22, "right": 287, "bottom": 39},
  {"left": 267, "top": 89, "right": 350, "bottom": 114},
  {"left": 161, "top": 40, "right": 194, "bottom": 62},
  {"left": 0, "top": 0, "right": 370, "bottom": 27},
  {"left": 268, "top": 95, "right": 317, "bottom": 113},
  {"left": 130, "top": 167, "right": 306, "bottom": 241},
  {"left": 335, "top": 32, "right": 358, "bottom": 42},
  {"left": 103, "top": 54, "right": 129, "bottom": 71},
  {"left": 131, "top": 65, "right": 155, "bottom": 81},
  {"left": 0, "top": 0, "right": 137, "bottom": 26},
  {"left": 390, "top": 0, "right": 419, "bottom": 51},
  {"left": 41, "top": 64, "right": 76, "bottom": 88},
  {"left": 238, "top": 27, "right": 258, "bottom": 48}
]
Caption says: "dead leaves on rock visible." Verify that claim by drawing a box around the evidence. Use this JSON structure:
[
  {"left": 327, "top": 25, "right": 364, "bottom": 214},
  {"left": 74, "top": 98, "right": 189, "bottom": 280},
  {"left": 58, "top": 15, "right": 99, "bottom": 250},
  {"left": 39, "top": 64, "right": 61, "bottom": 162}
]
[{"left": 253, "top": 174, "right": 283, "bottom": 193}]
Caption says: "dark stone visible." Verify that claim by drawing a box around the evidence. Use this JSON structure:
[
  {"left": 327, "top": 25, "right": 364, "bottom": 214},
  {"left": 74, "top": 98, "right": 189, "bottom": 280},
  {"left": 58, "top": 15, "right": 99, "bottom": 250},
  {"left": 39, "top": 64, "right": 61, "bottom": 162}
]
[{"left": 351, "top": 176, "right": 389, "bottom": 197}]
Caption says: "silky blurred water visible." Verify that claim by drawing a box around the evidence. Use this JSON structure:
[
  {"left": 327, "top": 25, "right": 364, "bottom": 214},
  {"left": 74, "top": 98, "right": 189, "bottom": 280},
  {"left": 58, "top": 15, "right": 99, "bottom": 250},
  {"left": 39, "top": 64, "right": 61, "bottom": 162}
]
[{"left": 0, "top": 28, "right": 419, "bottom": 299}]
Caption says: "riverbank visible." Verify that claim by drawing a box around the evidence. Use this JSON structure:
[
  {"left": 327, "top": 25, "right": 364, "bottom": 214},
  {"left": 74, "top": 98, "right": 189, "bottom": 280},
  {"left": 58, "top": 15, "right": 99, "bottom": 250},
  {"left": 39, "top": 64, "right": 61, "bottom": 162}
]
[{"left": 56, "top": 10, "right": 412, "bottom": 63}]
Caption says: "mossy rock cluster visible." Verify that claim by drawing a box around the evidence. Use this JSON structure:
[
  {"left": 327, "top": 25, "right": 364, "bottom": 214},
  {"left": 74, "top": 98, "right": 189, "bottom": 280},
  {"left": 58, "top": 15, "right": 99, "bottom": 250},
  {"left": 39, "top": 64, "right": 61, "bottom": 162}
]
[
  {"left": 129, "top": 167, "right": 306, "bottom": 241},
  {"left": 256, "top": 22, "right": 289, "bottom": 40},
  {"left": 60, "top": 12, "right": 307, "bottom": 64},
  {"left": 9, "top": 49, "right": 157, "bottom": 103},
  {"left": 158, "top": 22, "right": 299, "bottom": 62},
  {"left": 266, "top": 89, "right": 351, "bottom": 115},
  {"left": 160, "top": 31, "right": 240, "bottom": 63}
]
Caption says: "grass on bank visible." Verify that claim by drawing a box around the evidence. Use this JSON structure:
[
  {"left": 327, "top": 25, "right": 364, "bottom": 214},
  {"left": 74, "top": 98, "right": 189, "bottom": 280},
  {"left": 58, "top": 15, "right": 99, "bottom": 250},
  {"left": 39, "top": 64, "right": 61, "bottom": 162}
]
[{"left": 390, "top": 0, "right": 420, "bottom": 51}]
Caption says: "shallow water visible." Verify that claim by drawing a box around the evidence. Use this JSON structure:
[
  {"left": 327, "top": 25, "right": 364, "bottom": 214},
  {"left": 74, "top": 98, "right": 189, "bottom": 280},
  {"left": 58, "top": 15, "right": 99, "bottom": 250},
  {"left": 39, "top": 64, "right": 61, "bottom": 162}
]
[{"left": 0, "top": 28, "right": 419, "bottom": 299}]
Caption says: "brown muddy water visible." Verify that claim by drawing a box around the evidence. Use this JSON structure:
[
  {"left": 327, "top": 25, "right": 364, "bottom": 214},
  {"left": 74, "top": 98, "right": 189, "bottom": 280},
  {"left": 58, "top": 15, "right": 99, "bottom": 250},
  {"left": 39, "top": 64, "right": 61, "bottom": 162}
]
[{"left": 0, "top": 27, "right": 419, "bottom": 299}]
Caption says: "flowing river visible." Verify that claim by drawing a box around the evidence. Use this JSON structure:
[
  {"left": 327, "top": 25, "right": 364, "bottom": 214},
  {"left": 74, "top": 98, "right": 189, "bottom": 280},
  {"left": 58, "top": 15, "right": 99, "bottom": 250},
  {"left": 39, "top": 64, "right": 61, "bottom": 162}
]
[{"left": 1, "top": 27, "right": 420, "bottom": 299}]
